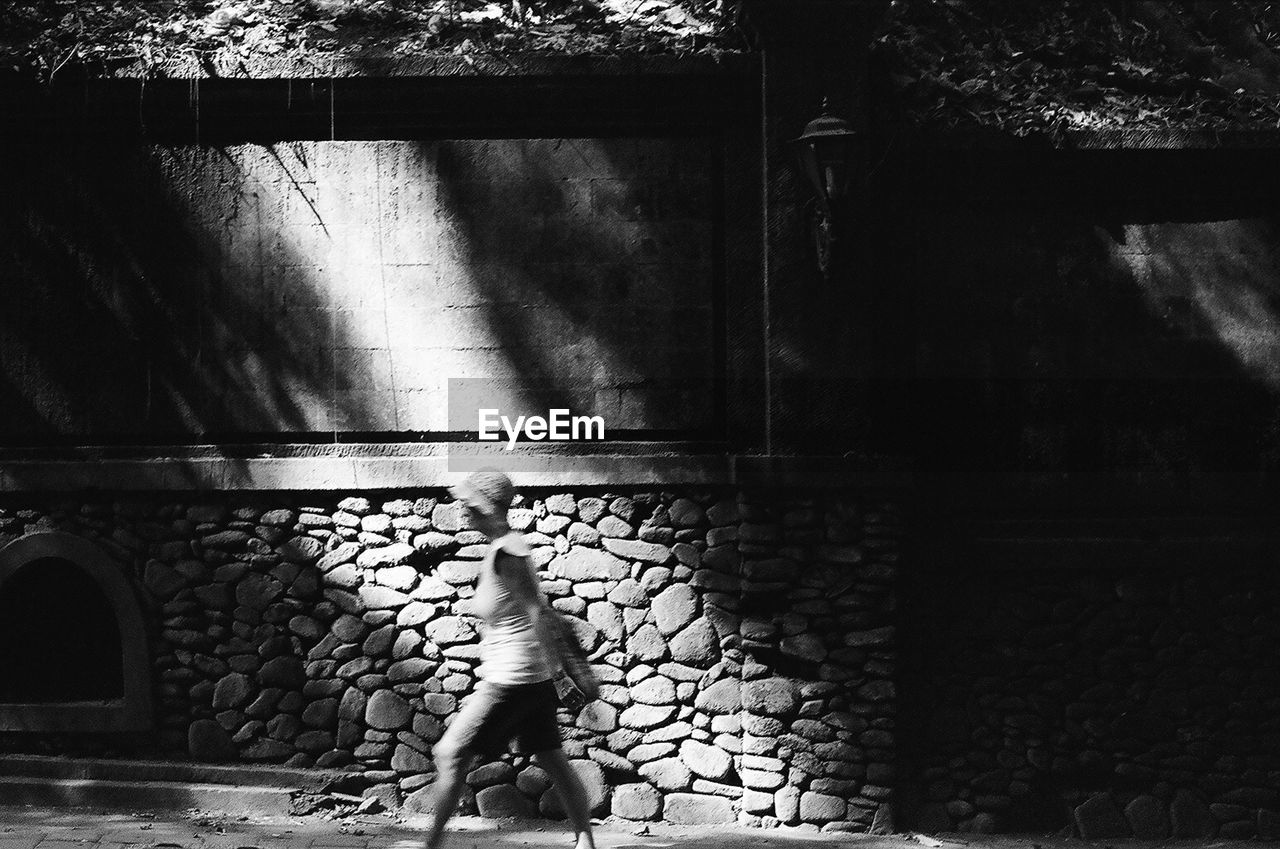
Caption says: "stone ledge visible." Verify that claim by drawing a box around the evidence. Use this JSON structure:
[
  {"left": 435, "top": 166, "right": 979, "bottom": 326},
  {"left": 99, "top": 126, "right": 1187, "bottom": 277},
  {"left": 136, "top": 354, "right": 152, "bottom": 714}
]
[{"left": 0, "top": 447, "right": 911, "bottom": 491}]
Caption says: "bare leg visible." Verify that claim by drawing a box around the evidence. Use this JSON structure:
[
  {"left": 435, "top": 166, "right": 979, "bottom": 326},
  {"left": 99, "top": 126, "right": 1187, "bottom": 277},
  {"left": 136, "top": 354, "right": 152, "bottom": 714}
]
[
  {"left": 421, "top": 738, "right": 476, "bottom": 849},
  {"left": 536, "top": 747, "right": 596, "bottom": 849}
]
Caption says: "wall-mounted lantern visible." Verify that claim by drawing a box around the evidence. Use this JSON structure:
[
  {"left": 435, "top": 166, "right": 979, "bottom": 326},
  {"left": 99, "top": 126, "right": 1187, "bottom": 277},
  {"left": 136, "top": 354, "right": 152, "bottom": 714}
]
[{"left": 791, "top": 100, "right": 858, "bottom": 278}]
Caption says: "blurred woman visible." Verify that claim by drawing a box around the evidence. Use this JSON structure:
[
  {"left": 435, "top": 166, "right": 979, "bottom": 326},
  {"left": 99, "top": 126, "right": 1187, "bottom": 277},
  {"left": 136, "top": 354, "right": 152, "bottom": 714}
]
[{"left": 422, "top": 468, "right": 596, "bottom": 849}]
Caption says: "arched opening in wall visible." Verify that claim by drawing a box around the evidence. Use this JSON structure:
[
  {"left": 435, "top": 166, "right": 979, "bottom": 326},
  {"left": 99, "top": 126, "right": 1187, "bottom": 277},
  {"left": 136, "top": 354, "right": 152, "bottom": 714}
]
[
  {"left": 0, "top": 557, "right": 124, "bottom": 702},
  {"left": 0, "top": 532, "right": 152, "bottom": 733}
]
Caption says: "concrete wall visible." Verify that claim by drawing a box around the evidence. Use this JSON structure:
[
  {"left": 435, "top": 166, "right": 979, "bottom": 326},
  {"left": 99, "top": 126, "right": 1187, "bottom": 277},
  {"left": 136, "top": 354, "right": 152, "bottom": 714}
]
[
  {"left": 0, "top": 137, "right": 716, "bottom": 438},
  {"left": 865, "top": 150, "right": 1280, "bottom": 485},
  {"left": 0, "top": 488, "right": 898, "bottom": 830}
]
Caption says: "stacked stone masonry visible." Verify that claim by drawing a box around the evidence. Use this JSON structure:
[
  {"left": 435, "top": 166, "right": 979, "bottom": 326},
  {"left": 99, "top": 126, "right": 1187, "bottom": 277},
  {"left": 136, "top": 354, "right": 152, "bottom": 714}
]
[
  {"left": 0, "top": 490, "right": 899, "bottom": 831},
  {"left": 905, "top": 566, "right": 1280, "bottom": 840}
]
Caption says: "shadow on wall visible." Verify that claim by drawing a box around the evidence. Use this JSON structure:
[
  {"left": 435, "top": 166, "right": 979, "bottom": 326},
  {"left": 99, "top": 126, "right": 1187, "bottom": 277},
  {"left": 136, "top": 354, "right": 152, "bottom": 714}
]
[
  {"left": 0, "top": 134, "right": 720, "bottom": 444},
  {"left": 431, "top": 138, "right": 717, "bottom": 434},
  {"left": 0, "top": 134, "right": 377, "bottom": 441},
  {"left": 1106, "top": 218, "right": 1280, "bottom": 388},
  {"left": 900, "top": 208, "right": 1280, "bottom": 480}
]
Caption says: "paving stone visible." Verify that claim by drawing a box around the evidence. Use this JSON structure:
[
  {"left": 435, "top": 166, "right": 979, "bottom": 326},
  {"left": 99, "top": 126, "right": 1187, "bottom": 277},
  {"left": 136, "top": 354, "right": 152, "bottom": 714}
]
[
  {"left": 652, "top": 585, "right": 697, "bottom": 635},
  {"left": 629, "top": 623, "right": 668, "bottom": 662},
  {"left": 359, "top": 584, "right": 411, "bottom": 609},
  {"left": 517, "top": 764, "right": 552, "bottom": 796},
  {"left": 188, "top": 718, "right": 235, "bottom": 761},
  {"left": 476, "top": 783, "right": 536, "bottom": 818},
  {"left": 621, "top": 704, "right": 678, "bottom": 730},
  {"left": 540, "top": 760, "right": 608, "bottom": 817},
  {"left": 1172, "top": 789, "right": 1216, "bottom": 838},
  {"left": 743, "top": 678, "right": 799, "bottom": 716},
  {"left": 279, "top": 535, "right": 325, "bottom": 562},
  {"left": 679, "top": 739, "right": 732, "bottom": 781},
  {"left": 613, "top": 782, "right": 663, "bottom": 820},
  {"left": 424, "top": 615, "right": 477, "bottom": 645},
  {"left": 568, "top": 522, "right": 601, "bottom": 546},
  {"left": 695, "top": 678, "right": 742, "bottom": 714},
  {"left": 742, "top": 788, "right": 775, "bottom": 814},
  {"left": 664, "top": 793, "right": 734, "bottom": 824},
  {"left": 236, "top": 572, "right": 284, "bottom": 610},
  {"left": 212, "top": 672, "right": 254, "bottom": 709},
  {"left": 577, "top": 701, "right": 619, "bottom": 733},
  {"left": 741, "top": 768, "right": 786, "bottom": 790},
  {"left": 668, "top": 498, "right": 706, "bottom": 528},
  {"left": 1125, "top": 794, "right": 1170, "bottom": 839},
  {"left": 631, "top": 675, "right": 677, "bottom": 706},
  {"left": 391, "top": 743, "right": 433, "bottom": 772},
  {"left": 638, "top": 758, "right": 694, "bottom": 792},
  {"left": 607, "top": 578, "right": 647, "bottom": 607},
  {"left": 776, "top": 786, "right": 802, "bottom": 822},
  {"left": 1076, "top": 793, "right": 1130, "bottom": 839},
  {"left": 577, "top": 497, "right": 608, "bottom": 524},
  {"left": 259, "top": 655, "right": 305, "bottom": 689},
  {"left": 552, "top": 547, "right": 629, "bottom": 581},
  {"left": 366, "top": 689, "right": 412, "bottom": 731},
  {"left": 629, "top": 742, "right": 676, "bottom": 763},
  {"left": 781, "top": 633, "right": 827, "bottom": 662},
  {"left": 799, "top": 791, "right": 846, "bottom": 824},
  {"left": 468, "top": 762, "right": 517, "bottom": 788},
  {"left": 602, "top": 537, "right": 672, "bottom": 565},
  {"left": 300, "top": 696, "right": 340, "bottom": 729},
  {"left": 587, "top": 601, "right": 623, "bottom": 641},
  {"left": 545, "top": 494, "right": 577, "bottom": 516},
  {"left": 396, "top": 601, "right": 438, "bottom": 628},
  {"left": 668, "top": 618, "right": 717, "bottom": 666}
]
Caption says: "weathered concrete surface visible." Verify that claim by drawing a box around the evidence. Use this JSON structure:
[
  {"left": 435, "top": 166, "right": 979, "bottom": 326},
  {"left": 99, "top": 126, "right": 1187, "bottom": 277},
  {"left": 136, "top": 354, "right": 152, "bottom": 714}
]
[{"left": 0, "top": 137, "right": 716, "bottom": 439}]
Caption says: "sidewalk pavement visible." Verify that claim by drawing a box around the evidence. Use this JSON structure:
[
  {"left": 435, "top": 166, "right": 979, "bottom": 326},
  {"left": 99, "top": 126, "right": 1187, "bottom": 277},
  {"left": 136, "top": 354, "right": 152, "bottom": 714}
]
[{"left": 0, "top": 808, "right": 1259, "bottom": 849}]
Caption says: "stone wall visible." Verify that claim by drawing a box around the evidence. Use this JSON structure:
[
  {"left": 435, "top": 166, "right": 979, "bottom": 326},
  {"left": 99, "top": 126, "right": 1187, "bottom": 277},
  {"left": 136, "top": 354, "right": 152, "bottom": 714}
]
[
  {"left": 901, "top": 562, "right": 1280, "bottom": 840},
  {"left": 0, "top": 488, "right": 898, "bottom": 830}
]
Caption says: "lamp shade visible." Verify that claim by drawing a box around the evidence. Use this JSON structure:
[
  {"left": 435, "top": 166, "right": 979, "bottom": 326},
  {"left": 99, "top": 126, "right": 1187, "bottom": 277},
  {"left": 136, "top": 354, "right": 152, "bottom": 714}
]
[{"left": 792, "top": 106, "right": 857, "bottom": 214}]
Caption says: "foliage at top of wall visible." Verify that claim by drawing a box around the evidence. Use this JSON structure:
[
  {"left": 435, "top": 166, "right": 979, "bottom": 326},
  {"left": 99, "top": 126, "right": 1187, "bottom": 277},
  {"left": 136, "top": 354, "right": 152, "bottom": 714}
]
[
  {"left": 1, "top": 0, "right": 750, "bottom": 81},
  {"left": 875, "top": 0, "right": 1280, "bottom": 137}
]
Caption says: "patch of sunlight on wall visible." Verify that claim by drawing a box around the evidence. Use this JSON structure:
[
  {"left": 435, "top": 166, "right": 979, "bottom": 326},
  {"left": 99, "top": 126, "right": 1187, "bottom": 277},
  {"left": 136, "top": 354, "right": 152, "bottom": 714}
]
[
  {"left": 1108, "top": 220, "right": 1280, "bottom": 387},
  {"left": 156, "top": 135, "right": 713, "bottom": 436}
]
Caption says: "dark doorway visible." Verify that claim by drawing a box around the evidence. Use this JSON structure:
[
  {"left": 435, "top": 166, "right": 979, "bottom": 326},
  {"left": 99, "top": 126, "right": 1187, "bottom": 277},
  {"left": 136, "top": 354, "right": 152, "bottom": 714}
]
[{"left": 0, "top": 557, "right": 124, "bottom": 702}]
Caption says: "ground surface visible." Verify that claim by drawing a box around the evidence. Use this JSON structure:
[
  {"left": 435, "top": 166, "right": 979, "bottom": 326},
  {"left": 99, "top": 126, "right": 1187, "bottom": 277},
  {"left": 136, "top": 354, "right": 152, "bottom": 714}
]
[{"left": 0, "top": 808, "right": 1263, "bottom": 849}]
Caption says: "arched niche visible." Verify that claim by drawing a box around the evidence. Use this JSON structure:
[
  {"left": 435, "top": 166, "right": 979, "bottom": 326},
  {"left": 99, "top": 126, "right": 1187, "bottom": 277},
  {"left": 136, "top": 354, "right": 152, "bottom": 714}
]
[{"left": 0, "top": 531, "right": 153, "bottom": 732}]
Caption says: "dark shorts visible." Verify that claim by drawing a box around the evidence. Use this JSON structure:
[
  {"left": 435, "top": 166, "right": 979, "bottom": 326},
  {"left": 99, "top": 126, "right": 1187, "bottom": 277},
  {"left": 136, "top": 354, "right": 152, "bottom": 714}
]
[{"left": 445, "top": 678, "right": 562, "bottom": 759}]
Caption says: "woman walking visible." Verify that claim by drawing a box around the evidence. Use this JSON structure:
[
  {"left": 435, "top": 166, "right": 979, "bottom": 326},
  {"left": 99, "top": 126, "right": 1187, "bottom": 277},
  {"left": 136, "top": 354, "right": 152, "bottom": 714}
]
[{"left": 422, "top": 469, "right": 596, "bottom": 849}]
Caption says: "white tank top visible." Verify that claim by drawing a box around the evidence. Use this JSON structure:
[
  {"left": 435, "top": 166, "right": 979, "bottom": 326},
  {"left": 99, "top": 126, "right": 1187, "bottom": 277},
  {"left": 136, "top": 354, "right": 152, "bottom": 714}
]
[{"left": 472, "top": 532, "right": 553, "bottom": 685}]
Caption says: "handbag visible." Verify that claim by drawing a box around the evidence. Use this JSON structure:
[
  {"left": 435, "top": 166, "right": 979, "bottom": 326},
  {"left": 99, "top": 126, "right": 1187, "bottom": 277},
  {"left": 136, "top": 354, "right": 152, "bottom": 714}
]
[{"left": 547, "top": 610, "right": 599, "bottom": 710}]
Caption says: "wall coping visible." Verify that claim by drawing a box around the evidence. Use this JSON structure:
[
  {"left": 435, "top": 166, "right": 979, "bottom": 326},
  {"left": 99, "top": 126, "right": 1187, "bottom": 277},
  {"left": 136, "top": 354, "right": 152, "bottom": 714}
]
[{"left": 0, "top": 446, "right": 911, "bottom": 492}]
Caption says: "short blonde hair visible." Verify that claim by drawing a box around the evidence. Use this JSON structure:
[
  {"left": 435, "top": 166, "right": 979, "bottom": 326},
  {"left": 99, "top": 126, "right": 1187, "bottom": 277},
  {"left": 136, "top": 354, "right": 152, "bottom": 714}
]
[{"left": 448, "top": 468, "right": 515, "bottom": 517}]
